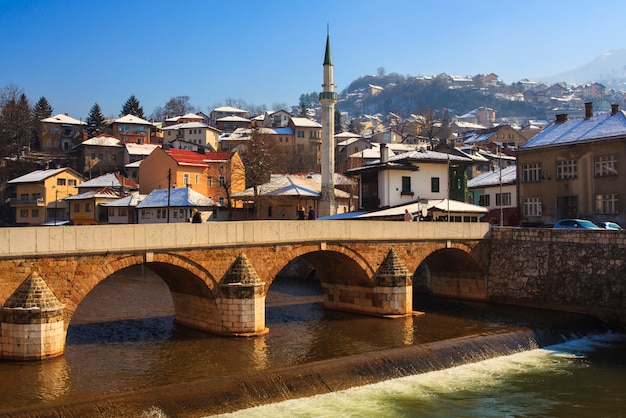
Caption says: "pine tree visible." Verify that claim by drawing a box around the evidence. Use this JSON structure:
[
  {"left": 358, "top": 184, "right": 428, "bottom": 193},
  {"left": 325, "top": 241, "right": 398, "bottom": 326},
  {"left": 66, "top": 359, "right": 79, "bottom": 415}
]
[
  {"left": 87, "top": 103, "right": 106, "bottom": 137},
  {"left": 120, "top": 94, "right": 145, "bottom": 119},
  {"left": 31, "top": 96, "right": 53, "bottom": 149}
]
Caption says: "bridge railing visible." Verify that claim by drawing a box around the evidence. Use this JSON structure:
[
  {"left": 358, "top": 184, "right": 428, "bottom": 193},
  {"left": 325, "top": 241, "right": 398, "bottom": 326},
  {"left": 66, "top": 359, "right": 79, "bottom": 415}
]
[{"left": 0, "top": 221, "right": 490, "bottom": 257}]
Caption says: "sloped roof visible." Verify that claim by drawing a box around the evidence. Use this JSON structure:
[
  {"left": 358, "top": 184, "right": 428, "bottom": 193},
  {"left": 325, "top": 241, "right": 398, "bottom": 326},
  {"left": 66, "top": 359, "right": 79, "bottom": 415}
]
[
  {"left": 217, "top": 115, "right": 251, "bottom": 122},
  {"left": 388, "top": 149, "right": 473, "bottom": 164},
  {"left": 8, "top": 167, "right": 75, "bottom": 184},
  {"left": 290, "top": 117, "right": 322, "bottom": 128},
  {"left": 115, "top": 114, "right": 152, "bottom": 125},
  {"left": 136, "top": 187, "right": 215, "bottom": 208},
  {"left": 520, "top": 110, "right": 626, "bottom": 149},
  {"left": 78, "top": 172, "right": 138, "bottom": 190},
  {"left": 41, "top": 113, "right": 86, "bottom": 125},
  {"left": 102, "top": 191, "right": 146, "bottom": 207},
  {"left": 165, "top": 148, "right": 208, "bottom": 167},
  {"left": 125, "top": 143, "right": 159, "bottom": 156},
  {"left": 161, "top": 121, "right": 210, "bottom": 130},
  {"left": 467, "top": 165, "right": 517, "bottom": 189},
  {"left": 354, "top": 199, "right": 488, "bottom": 219},
  {"left": 213, "top": 106, "right": 247, "bottom": 113},
  {"left": 232, "top": 174, "right": 351, "bottom": 199},
  {"left": 65, "top": 187, "right": 125, "bottom": 200},
  {"left": 82, "top": 135, "right": 122, "bottom": 147}
]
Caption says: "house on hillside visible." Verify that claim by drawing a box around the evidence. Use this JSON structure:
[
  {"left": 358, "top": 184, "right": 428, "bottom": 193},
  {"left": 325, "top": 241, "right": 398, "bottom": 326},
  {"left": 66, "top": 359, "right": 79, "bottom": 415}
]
[
  {"left": 136, "top": 187, "right": 215, "bottom": 223},
  {"left": 517, "top": 102, "right": 626, "bottom": 225},
  {"left": 7, "top": 167, "right": 84, "bottom": 225},
  {"left": 102, "top": 191, "right": 145, "bottom": 224},
  {"left": 462, "top": 125, "right": 527, "bottom": 149},
  {"left": 347, "top": 145, "right": 473, "bottom": 212},
  {"left": 138, "top": 147, "right": 245, "bottom": 207},
  {"left": 77, "top": 172, "right": 138, "bottom": 194},
  {"left": 209, "top": 106, "right": 250, "bottom": 127},
  {"left": 467, "top": 165, "right": 519, "bottom": 225},
  {"left": 66, "top": 187, "right": 126, "bottom": 225},
  {"left": 40, "top": 114, "right": 87, "bottom": 153},
  {"left": 112, "top": 114, "right": 153, "bottom": 144},
  {"left": 78, "top": 134, "right": 125, "bottom": 177},
  {"left": 161, "top": 121, "right": 221, "bottom": 152}
]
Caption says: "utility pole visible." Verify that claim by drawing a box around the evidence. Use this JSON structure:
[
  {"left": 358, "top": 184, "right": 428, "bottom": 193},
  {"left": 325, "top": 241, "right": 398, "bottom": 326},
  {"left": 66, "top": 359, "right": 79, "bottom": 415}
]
[{"left": 167, "top": 168, "right": 171, "bottom": 223}]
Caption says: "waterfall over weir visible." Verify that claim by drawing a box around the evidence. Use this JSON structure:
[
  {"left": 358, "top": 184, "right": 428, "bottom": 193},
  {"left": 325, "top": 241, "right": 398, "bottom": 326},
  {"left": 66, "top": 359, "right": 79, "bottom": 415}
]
[{"left": 11, "top": 317, "right": 606, "bottom": 418}]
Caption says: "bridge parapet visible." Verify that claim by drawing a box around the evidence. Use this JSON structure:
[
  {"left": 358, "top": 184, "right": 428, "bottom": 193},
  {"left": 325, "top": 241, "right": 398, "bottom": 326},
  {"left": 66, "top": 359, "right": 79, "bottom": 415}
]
[{"left": 0, "top": 221, "right": 490, "bottom": 258}]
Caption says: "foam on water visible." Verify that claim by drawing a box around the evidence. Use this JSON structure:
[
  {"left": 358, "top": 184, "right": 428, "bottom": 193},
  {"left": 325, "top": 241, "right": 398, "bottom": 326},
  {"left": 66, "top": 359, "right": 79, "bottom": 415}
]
[{"left": 212, "top": 332, "right": 626, "bottom": 418}]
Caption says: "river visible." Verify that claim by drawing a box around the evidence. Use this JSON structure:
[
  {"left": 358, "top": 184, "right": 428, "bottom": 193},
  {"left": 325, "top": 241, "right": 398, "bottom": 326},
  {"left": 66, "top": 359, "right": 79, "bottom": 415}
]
[{"left": 0, "top": 265, "right": 624, "bottom": 417}]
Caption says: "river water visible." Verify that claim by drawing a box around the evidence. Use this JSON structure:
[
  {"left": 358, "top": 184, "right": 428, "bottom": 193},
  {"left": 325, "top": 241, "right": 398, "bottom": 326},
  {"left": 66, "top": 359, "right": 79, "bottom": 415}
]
[{"left": 0, "top": 265, "right": 624, "bottom": 417}]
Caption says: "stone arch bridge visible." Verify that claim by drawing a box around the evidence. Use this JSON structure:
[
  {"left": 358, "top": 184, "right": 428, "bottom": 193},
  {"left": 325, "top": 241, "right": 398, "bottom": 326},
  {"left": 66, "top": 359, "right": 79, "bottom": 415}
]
[{"left": 0, "top": 221, "right": 489, "bottom": 360}]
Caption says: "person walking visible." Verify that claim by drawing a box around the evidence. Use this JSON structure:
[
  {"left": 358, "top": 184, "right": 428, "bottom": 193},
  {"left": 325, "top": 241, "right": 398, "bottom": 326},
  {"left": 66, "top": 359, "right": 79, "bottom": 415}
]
[
  {"left": 404, "top": 209, "right": 413, "bottom": 222},
  {"left": 191, "top": 209, "right": 202, "bottom": 223},
  {"left": 307, "top": 206, "right": 316, "bottom": 220}
]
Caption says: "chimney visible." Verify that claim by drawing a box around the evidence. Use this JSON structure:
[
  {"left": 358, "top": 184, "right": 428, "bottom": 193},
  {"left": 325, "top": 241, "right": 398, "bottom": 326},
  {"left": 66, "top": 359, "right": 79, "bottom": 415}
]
[
  {"left": 380, "top": 143, "right": 389, "bottom": 163},
  {"left": 584, "top": 102, "right": 593, "bottom": 119},
  {"left": 611, "top": 104, "right": 619, "bottom": 115},
  {"left": 555, "top": 114, "right": 568, "bottom": 123}
]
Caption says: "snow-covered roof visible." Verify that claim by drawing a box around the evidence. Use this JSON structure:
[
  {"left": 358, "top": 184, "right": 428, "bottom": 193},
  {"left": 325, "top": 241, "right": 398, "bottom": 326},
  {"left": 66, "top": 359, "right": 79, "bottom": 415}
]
[
  {"left": 467, "top": 165, "right": 517, "bottom": 189},
  {"left": 115, "top": 114, "right": 152, "bottom": 125},
  {"left": 387, "top": 149, "right": 473, "bottom": 164},
  {"left": 335, "top": 131, "right": 362, "bottom": 140},
  {"left": 125, "top": 143, "right": 159, "bottom": 156},
  {"left": 290, "top": 117, "right": 322, "bottom": 128},
  {"left": 520, "top": 111, "right": 626, "bottom": 149},
  {"left": 213, "top": 106, "right": 247, "bottom": 113},
  {"left": 330, "top": 199, "right": 488, "bottom": 220},
  {"left": 8, "top": 167, "right": 74, "bottom": 184},
  {"left": 102, "top": 191, "right": 146, "bottom": 207},
  {"left": 161, "top": 121, "right": 210, "bottom": 130},
  {"left": 78, "top": 172, "right": 138, "bottom": 190},
  {"left": 232, "top": 174, "right": 350, "bottom": 199},
  {"left": 216, "top": 115, "right": 251, "bottom": 122},
  {"left": 65, "top": 187, "right": 125, "bottom": 200},
  {"left": 136, "top": 188, "right": 215, "bottom": 208},
  {"left": 181, "top": 113, "right": 203, "bottom": 119},
  {"left": 82, "top": 135, "right": 122, "bottom": 147},
  {"left": 41, "top": 113, "right": 86, "bottom": 125}
]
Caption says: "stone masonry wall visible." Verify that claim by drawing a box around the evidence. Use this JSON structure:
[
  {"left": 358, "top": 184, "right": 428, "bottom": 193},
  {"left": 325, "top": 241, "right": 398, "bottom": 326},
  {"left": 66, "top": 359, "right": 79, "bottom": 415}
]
[{"left": 488, "top": 228, "right": 626, "bottom": 324}]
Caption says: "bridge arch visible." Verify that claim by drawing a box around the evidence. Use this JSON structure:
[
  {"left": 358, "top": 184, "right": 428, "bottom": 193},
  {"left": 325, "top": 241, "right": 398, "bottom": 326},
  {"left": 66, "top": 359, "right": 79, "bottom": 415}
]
[{"left": 413, "top": 247, "right": 487, "bottom": 300}]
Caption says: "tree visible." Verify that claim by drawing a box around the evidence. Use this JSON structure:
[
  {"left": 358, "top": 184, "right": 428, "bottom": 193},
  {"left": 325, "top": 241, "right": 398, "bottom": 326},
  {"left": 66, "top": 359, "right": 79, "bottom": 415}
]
[
  {"left": 120, "top": 94, "right": 145, "bottom": 119},
  {"left": 31, "top": 96, "right": 53, "bottom": 150},
  {"left": 86, "top": 103, "right": 106, "bottom": 137},
  {"left": 239, "top": 127, "right": 278, "bottom": 219},
  {"left": 334, "top": 109, "right": 343, "bottom": 134},
  {"left": 0, "top": 84, "right": 31, "bottom": 158},
  {"left": 415, "top": 107, "right": 452, "bottom": 150}
]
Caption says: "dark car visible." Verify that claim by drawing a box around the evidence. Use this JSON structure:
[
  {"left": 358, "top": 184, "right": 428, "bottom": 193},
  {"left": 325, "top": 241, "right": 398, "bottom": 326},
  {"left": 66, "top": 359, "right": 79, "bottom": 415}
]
[
  {"left": 553, "top": 219, "right": 603, "bottom": 230},
  {"left": 594, "top": 221, "right": 623, "bottom": 230}
]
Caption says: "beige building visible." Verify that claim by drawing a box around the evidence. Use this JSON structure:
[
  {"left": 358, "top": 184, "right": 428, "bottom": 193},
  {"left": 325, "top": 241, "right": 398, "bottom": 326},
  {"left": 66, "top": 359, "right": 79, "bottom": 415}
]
[
  {"left": 517, "top": 103, "right": 626, "bottom": 225},
  {"left": 162, "top": 122, "right": 222, "bottom": 151},
  {"left": 7, "top": 167, "right": 84, "bottom": 225},
  {"left": 40, "top": 114, "right": 86, "bottom": 152}
]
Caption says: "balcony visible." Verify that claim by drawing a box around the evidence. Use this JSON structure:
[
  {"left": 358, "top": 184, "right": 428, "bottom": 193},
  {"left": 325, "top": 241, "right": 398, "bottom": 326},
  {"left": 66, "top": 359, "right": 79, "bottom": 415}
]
[{"left": 10, "top": 198, "right": 45, "bottom": 207}]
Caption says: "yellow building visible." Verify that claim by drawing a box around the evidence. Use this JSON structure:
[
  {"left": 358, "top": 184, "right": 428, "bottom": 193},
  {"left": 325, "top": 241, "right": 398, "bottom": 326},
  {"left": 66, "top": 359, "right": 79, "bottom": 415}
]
[
  {"left": 7, "top": 167, "right": 84, "bottom": 225},
  {"left": 66, "top": 187, "right": 126, "bottom": 226},
  {"left": 40, "top": 114, "right": 86, "bottom": 152}
]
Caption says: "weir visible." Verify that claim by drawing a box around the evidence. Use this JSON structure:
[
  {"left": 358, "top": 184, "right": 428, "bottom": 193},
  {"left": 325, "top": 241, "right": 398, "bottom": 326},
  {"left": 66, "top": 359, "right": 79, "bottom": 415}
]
[{"left": 4, "top": 315, "right": 606, "bottom": 417}]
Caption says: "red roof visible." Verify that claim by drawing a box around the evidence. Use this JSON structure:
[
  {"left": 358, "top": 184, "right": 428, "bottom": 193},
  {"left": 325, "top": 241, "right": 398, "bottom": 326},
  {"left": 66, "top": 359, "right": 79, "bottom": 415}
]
[{"left": 166, "top": 148, "right": 234, "bottom": 166}]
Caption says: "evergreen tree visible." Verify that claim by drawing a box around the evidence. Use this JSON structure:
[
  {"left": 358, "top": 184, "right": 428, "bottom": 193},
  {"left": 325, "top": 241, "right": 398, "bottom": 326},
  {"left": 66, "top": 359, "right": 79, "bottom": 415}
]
[
  {"left": 87, "top": 103, "right": 106, "bottom": 137},
  {"left": 334, "top": 109, "right": 343, "bottom": 134},
  {"left": 120, "top": 94, "right": 145, "bottom": 119},
  {"left": 31, "top": 96, "right": 53, "bottom": 149}
]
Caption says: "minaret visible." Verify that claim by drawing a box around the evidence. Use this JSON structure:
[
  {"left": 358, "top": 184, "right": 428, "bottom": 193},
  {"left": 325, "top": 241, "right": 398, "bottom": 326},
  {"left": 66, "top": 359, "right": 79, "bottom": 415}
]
[{"left": 318, "top": 28, "right": 338, "bottom": 218}]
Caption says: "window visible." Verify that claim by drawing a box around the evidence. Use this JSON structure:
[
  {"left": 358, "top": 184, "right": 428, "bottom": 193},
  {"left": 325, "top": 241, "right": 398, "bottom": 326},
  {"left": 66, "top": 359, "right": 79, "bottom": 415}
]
[
  {"left": 523, "top": 197, "right": 542, "bottom": 216},
  {"left": 297, "top": 130, "right": 304, "bottom": 138},
  {"left": 119, "top": 208, "right": 128, "bottom": 217},
  {"left": 195, "top": 174, "right": 199, "bottom": 184},
  {"left": 207, "top": 176, "right": 212, "bottom": 187},
  {"left": 496, "top": 192, "right": 511, "bottom": 206},
  {"left": 556, "top": 159, "right": 577, "bottom": 180},
  {"left": 20, "top": 209, "right": 28, "bottom": 218},
  {"left": 85, "top": 203, "right": 91, "bottom": 212},
  {"left": 74, "top": 203, "right": 80, "bottom": 213},
  {"left": 595, "top": 194, "right": 619, "bottom": 214},
  {"left": 108, "top": 207, "right": 115, "bottom": 217},
  {"left": 183, "top": 173, "right": 190, "bottom": 186},
  {"left": 431, "top": 177, "right": 440, "bottom": 193},
  {"left": 68, "top": 179, "right": 76, "bottom": 186},
  {"left": 20, "top": 193, "right": 28, "bottom": 201},
  {"left": 522, "top": 163, "right": 541, "bottom": 182},
  {"left": 479, "top": 194, "right": 490, "bottom": 206},
  {"left": 401, "top": 176, "right": 412, "bottom": 195},
  {"left": 57, "top": 178, "right": 66, "bottom": 186},
  {"left": 219, "top": 197, "right": 225, "bottom": 206},
  {"left": 219, "top": 176, "right": 225, "bottom": 187},
  {"left": 595, "top": 155, "right": 618, "bottom": 177}
]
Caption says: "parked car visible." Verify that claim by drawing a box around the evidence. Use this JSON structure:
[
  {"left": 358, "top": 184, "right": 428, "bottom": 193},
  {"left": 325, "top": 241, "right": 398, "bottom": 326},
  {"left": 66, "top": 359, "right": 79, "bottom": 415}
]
[
  {"left": 594, "top": 221, "right": 623, "bottom": 230},
  {"left": 553, "top": 219, "right": 603, "bottom": 230}
]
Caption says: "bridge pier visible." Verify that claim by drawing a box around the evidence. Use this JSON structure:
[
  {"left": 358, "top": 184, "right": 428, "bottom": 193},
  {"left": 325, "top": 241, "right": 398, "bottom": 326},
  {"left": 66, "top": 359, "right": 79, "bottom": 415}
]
[
  {"left": 322, "top": 249, "right": 414, "bottom": 317},
  {"left": 218, "top": 254, "right": 268, "bottom": 336},
  {"left": 0, "top": 272, "right": 65, "bottom": 360}
]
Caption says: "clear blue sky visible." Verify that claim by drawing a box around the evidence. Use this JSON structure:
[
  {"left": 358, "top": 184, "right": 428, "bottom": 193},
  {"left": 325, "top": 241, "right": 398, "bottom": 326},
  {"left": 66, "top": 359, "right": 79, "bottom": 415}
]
[{"left": 1, "top": 0, "right": 625, "bottom": 120}]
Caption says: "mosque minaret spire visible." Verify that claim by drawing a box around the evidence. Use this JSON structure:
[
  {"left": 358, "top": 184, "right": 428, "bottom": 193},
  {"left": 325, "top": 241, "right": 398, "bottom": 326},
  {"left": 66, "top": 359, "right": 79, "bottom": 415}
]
[{"left": 318, "top": 26, "right": 338, "bottom": 218}]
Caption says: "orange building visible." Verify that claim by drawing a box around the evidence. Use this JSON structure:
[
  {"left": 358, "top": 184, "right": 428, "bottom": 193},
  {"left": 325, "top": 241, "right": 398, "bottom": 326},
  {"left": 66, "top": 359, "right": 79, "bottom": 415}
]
[{"left": 138, "top": 147, "right": 245, "bottom": 207}]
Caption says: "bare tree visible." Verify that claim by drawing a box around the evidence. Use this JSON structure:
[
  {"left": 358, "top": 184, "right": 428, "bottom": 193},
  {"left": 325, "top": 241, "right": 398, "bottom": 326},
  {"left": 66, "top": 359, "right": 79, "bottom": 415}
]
[
  {"left": 239, "top": 127, "right": 278, "bottom": 219},
  {"left": 415, "top": 107, "right": 452, "bottom": 150},
  {"left": 0, "top": 84, "right": 31, "bottom": 158}
]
